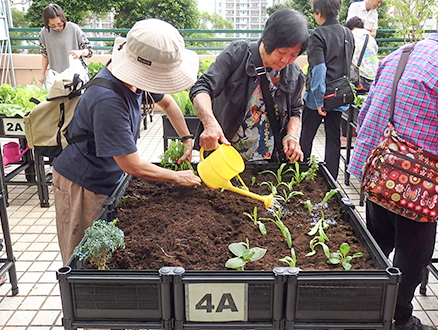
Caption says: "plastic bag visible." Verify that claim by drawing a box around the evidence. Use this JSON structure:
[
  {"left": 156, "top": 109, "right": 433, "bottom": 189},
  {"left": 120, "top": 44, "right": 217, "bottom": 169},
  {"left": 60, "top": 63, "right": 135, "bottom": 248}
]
[{"left": 44, "top": 55, "right": 89, "bottom": 91}]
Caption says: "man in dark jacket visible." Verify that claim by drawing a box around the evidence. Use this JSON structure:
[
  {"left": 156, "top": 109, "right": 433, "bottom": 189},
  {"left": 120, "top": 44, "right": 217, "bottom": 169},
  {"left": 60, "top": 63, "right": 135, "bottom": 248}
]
[{"left": 189, "top": 8, "right": 308, "bottom": 163}]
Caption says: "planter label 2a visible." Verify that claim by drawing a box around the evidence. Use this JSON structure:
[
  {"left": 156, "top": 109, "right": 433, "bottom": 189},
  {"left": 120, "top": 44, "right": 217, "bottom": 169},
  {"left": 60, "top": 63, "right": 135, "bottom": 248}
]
[
  {"left": 185, "top": 283, "right": 248, "bottom": 322},
  {"left": 2, "top": 117, "right": 25, "bottom": 136}
]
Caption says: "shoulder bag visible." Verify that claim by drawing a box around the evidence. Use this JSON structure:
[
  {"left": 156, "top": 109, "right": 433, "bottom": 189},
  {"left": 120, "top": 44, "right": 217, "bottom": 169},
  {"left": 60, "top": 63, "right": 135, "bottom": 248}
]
[
  {"left": 361, "top": 43, "right": 438, "bottom": 222},
  {"left": 350, "top": 34, "right": 369, "bottom": 87},
  {"left": 323, "top": 27, "right": 355, "bottom": 110},
  {"left": 250, "top": 42, "right": 287, "bottom": 162}
]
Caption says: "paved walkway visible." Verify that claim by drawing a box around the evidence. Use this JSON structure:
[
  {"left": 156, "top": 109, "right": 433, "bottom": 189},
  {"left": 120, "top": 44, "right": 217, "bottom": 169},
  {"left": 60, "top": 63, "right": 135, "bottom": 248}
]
[{"left": 0, "top": 111, "right": 437, "bottom": 329}]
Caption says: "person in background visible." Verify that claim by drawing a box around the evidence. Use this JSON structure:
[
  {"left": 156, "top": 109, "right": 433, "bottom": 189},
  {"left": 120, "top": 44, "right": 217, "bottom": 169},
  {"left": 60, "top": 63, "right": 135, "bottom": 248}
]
[
  {"left": 53, "top": 18, "right": 201, "bottom": 264},
  {"left": 38, "top": 3, "right": 92, "bottom": 84},
  {"left": 348, "top": 34, "right": 438, "bottom": 330},
  {"left": 340, "top": 15, "right": 379, "bottom": 147},
  {"left": 346, "top": 0, "right": 383, "bottom": 37},
  {"left": 299, "top": 0, "right": 354, "bottom": 180},
  {"left": 190, "top": 8, "right": 308, "bottom": 163},
  {"left": 344, "top": 16, "right": 378, "bottom": 91}
]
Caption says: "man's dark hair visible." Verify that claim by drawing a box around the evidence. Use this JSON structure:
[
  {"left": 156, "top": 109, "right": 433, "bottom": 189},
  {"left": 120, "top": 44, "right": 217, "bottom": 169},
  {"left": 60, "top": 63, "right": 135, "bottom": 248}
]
[
  {"left": 261, "top": 8, "right": 308, "bottom": 55},
  {"left": 43, "top": 3, "right": 67, "bottom": 32},
  {"left": 310, "top": 0, "right": 342, "bottom": 20},
  {"left": 344, "top": 16, "right": 365, "bottom": 30}
]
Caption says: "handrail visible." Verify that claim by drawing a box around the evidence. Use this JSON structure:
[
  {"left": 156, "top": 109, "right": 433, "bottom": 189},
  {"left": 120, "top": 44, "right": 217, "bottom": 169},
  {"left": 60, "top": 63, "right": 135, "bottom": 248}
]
[{"left": 8, "top": 27, "right": 438, "bottom": 53}]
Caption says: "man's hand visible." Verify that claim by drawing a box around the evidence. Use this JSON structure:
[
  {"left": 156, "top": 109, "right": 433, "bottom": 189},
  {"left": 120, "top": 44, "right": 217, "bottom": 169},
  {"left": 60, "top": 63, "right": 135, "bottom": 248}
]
[
  {"left": 175, "top": 170, "right": 202, "bottom": 187},
  {"left": 199, "top": 121, "right": 230, "bottom": 151}
]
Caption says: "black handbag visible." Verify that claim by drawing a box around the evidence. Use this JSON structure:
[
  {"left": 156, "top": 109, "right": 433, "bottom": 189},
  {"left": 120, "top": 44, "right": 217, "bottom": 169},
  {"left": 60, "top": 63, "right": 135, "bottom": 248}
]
[{"left": 323, "top": 28, "right": 355, "bottom": 110}]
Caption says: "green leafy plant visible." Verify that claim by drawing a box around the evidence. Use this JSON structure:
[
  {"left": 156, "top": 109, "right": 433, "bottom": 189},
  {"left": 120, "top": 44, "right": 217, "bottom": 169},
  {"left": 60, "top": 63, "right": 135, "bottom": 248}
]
[
  {"left": 0, "top": 84, "right": 48, "bottom": 117},
  {"left": 279, "top": 247, "right": 300, "bottom": 268},
  {"left": 277, "top": 190, "right": 304, "bottom": 203},
  {"left": 328, "top": 243, "right": 363, "bottom": 270},
  {"left": 259, "top": 163, "right": 293, "bottom": 187},
  {"left": 305, "top": 236, "right": 331, "bottom": 258},
  {"left": 225, "top": 238, "right": 267, "bottom": 270},
  {"left": 307, "top": 217, "right": 330, "bottom": 242},
  {"left": 198, "top": 58, "right": 214, "bottom": 78},
  {"left": 301, "top": 200, "right": 313, "bottom": 213},
  {"left": 72, "top": 219, "right": 125, "bottom": 270},
  {"left": 320, "top": 188, "right": 340, "bottom": 221},
  {"left": 244, "top": 206, "right": 267, "bottom": 236},
  {"left": 159, "top": 140, "right": 195, "bottom": 172},
  {"left": 88, "top": 61, "right": 105, "bottom": 78},
  {"left": 304, "top": 155, "right": 319, "bottom": 181},
  {"left": 260, "top": 204, "right": 292, "bottom": 247},
  {"left": 171, "top": 90, "right": 196, "bottom": 115}
]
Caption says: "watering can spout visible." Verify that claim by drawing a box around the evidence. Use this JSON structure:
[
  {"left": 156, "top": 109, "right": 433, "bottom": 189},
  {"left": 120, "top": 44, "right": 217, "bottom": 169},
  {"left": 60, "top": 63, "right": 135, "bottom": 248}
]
[
  {"left": 197, "top": 145, "right": 274, "bottom": 208},
  {"left": 222, "top": 183, "right": 274, "bottom": 208}
]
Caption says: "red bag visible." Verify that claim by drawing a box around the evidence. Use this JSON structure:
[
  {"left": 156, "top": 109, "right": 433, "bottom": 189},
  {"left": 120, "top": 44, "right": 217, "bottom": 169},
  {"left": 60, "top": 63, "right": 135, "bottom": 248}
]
[
  {"left": 361, "top": 43, "right": 438, "bottom": 222},
  {"left": 361, "top": 123, "right": 438, "bottom": 222}
]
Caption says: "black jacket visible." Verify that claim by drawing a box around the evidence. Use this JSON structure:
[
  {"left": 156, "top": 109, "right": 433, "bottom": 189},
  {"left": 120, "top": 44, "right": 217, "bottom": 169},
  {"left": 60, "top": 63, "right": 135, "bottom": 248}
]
[
  {"left": 190, "top": 40, "right": 304, "bottom": 143},
  {"left": 306, "top": 19, "right": 355, "bottom": 91}
]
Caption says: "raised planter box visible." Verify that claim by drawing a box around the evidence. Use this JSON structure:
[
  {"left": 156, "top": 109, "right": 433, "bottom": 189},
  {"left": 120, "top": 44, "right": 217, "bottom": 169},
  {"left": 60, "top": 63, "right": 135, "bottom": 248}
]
[
  {"left": 57, "top": 163, "right": 401, "bottom": 330},
  {"left": 162, "top": 114, "right": 200, "bottom": 152}
]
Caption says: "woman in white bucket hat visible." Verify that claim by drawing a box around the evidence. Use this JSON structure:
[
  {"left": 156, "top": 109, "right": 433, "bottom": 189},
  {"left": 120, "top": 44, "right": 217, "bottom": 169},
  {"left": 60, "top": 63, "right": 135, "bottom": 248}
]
[{"left": 52, "top": 18, "right": 201, "bottom": 264}]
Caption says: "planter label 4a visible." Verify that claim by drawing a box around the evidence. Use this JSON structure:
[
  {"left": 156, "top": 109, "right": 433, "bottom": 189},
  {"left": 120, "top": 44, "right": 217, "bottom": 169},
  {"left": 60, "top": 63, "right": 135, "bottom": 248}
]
[
  {"left": 185, "top": 283, "right": 248, "bottom": 322},
  {"left": 2, "top": 117, "right": 25, "bottom": 136}
]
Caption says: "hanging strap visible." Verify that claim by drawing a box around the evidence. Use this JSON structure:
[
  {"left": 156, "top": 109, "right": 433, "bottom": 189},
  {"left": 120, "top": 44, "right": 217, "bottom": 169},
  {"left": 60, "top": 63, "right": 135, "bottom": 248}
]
[
  {"left": 342, "top": 27, "right": 351, "bottom": 78},
  {"left": 356, "top": 34, "right": 369, "bottom": 67},
  {"left": 249, "top": 41, "right": 286, "bottom": 161},
  {"left": 389, "top": 43, "right": 416, "bottom": 124}
]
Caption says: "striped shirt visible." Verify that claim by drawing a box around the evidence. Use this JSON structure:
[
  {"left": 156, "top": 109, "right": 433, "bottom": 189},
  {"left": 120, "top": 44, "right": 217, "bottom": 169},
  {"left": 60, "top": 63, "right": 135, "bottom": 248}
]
[{"left": 348, "top": 34, "right": 438, "bottom": 179}]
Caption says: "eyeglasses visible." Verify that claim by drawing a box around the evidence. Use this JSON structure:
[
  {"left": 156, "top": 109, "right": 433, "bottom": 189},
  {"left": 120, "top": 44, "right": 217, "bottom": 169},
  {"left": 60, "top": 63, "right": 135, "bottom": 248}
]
[{"left": 48, "top": 22, "right": 64, "bottom": 29}]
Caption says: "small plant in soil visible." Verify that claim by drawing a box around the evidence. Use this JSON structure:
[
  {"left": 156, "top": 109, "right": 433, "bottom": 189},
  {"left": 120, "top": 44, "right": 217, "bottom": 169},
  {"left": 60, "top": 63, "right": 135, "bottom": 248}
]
[
  {"left": 225, "top": 238, "right": 267, "bottom": 270},
  {"left": 276, "top": 189, "right": 304, "bottom": 203},
  {"left": 280, "top": 247, "right": 299, "bottom": 268},
  {"left": 306, "top": 236, "right": 331, "bottom": 257},
  {"left": 260, "top": 204, "right": 293, "bottom": 247},
  {"left": 244, "top": 206, "right": 267, "bottom": 236},
  {"left": 159, "top": 140, "right": 195, "bottom": 172},
  {"left": 73, "top": 219, "right": 125, "bottom": 270},
  {"left": 328, "top": 242, "right": 363, "bottom": 270},
  {"left": 258, "top": 163, "right": 293, "bottom": 187}
]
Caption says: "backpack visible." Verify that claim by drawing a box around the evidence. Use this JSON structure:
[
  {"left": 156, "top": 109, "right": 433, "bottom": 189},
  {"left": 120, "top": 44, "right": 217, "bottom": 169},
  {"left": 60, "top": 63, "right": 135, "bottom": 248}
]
[{"left": 24, "top": 73, "right": 124, "bottom": 157}]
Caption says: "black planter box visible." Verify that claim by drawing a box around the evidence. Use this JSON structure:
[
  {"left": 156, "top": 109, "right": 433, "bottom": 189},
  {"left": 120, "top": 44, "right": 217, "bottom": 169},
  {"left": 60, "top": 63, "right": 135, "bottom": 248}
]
[
  {"left": 57, "top": 163, "right": 400, "bottom": 330},
  {"left": 162, "top": 114, "right": 200, "bottom": 152}
]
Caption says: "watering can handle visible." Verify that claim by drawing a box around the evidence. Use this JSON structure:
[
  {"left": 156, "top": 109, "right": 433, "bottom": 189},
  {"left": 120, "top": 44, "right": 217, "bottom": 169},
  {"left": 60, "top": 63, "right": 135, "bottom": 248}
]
[{"left": 199, "top": 146, "right": 217, "bottom": 162}]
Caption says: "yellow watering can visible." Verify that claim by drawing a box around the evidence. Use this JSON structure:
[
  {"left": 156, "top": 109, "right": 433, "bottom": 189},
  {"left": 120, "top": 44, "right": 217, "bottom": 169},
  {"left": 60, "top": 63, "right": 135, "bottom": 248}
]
[{"left": 197, "top": 144, "right": 274, "bottom": 208}]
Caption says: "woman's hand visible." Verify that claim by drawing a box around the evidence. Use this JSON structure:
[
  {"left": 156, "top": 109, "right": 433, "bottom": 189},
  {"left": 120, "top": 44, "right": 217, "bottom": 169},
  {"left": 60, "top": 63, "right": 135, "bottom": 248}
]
[
  {"left": 282, "top": 135, "right": 304, "bottom": 163},
  {"left": 70, "top": 49, "right": 87, "bottom": 59}
]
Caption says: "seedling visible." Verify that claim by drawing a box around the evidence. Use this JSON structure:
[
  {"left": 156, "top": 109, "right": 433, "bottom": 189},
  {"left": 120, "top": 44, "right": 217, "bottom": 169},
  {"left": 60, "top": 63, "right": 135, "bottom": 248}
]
[
  {"left": 73, "top": 219, "right": 125, "bottom": 270},
  {"left": 259, "top": 163, "right": 293, "bottom": 187},
  {"left": 225, "top": 238, "right": 267, "bottom": 270},
  {"left": 260, "top": 204, "right": 292, "bottom": 247},
  {"left": 159, "top": 140, "right": 195, "bottom": 172},
  {"left": 260, "top": 180, "right": 278, "bottom": 195},
  {"left": 321, "top": 188, "right": 340, "bottom": 221},
  {"left": 244, "top": 206, "right": 267, "bottom": 236},
  {"left": 305, "top": 236, "right": 331, "bottom": 258},
  {"left": 304, "top": 156, "right": 319, "bottom": 181},
  {"left": 301, "top": 200, "right": 313, "bottom": 213},
  {"left": 307, "top": 218, "right": 330, "bottom": 242},
  {"left": 276, "top": 190, "right": 304, "bottom": 203},
  {"left": 328, "top": 242, "right": 363, "bottom": 270},
  {"left": 280, "top": 247, "right": 300, "bottom": 269}
]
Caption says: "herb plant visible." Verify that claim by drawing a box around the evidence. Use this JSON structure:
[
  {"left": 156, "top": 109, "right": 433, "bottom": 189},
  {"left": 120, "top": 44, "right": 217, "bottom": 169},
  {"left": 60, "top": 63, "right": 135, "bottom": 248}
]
[
  {"left": 328, "top": 243, "right": 363, "bottom": 270},
  {"left": 72, "top": 219, "right": 125, "bottom": 270},
  {"left": 244, "top": 206, "right": 267, "bottom": 236},
  {"left": 159, "top": 140, "right": 195, "bottom": 172},
  {"left": 225, "top": 238, "right": 267, "bottom": 270}
]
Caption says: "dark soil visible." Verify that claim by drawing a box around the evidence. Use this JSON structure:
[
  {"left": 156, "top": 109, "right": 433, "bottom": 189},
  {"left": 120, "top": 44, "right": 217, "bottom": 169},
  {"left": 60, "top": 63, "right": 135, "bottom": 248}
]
[{"left": 104, "top": 168, "right": 375, "bottom": 271}]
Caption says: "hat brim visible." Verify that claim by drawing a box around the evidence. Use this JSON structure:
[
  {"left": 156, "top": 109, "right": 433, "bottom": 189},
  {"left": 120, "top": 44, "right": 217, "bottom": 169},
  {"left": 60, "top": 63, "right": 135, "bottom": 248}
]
[{"left": 111, "top": 37, "right": 199, "bottom": 94}]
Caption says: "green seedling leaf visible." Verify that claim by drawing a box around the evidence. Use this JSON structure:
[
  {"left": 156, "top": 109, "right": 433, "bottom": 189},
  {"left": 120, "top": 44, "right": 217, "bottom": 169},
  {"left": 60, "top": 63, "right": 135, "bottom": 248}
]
[
  {"left": 249, "top": 247, "right": 267, "bottom": 261},
  {"left": 229, "top": 242, "right": 247, "bottom": 257},
  {"left": 225, "top": 257, "right": 246, "bottom": 269},
  {"left": 301, "top": 200, "right": 313, "bottom": 213},
  {"left": 339, "top": 242, "right": 350, "bottom": 256},
  {"left": 225, "top": 240, "right": 267, "bottom": 271}
]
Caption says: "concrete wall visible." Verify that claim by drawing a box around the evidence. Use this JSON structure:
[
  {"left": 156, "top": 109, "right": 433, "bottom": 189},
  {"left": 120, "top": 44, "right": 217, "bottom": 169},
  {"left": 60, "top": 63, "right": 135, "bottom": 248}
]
[{"left": 3, "top": 54, "right": 308, "bottom": 87}]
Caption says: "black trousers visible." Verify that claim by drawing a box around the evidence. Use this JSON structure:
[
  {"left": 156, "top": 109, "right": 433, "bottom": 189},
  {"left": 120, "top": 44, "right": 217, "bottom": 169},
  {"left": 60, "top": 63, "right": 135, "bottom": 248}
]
[
  {"left": 366, "top": 200, "right": 437, "bottom": 324},
  {"left": 300, "top": 105, "right": 342, "bottom": 180}
]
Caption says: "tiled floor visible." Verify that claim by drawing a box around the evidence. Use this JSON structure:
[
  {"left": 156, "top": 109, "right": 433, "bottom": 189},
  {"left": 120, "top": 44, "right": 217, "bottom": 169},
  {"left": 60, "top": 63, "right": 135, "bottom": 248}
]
[{"left": 0, "top": 111, "right": 437, "bottom": 329}]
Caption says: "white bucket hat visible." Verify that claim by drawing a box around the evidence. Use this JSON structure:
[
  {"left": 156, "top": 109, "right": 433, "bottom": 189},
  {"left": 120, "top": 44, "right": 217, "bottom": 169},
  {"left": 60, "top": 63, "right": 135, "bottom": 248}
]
[{"left": 112, "top": 19, "right": 199, "bottom": 94}]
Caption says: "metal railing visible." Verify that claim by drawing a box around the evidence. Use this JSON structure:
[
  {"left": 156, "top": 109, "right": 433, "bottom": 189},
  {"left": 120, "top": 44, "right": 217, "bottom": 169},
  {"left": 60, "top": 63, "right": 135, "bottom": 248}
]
[{"left": 8, "top": 27, "right": 438, "bottom": 53}]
